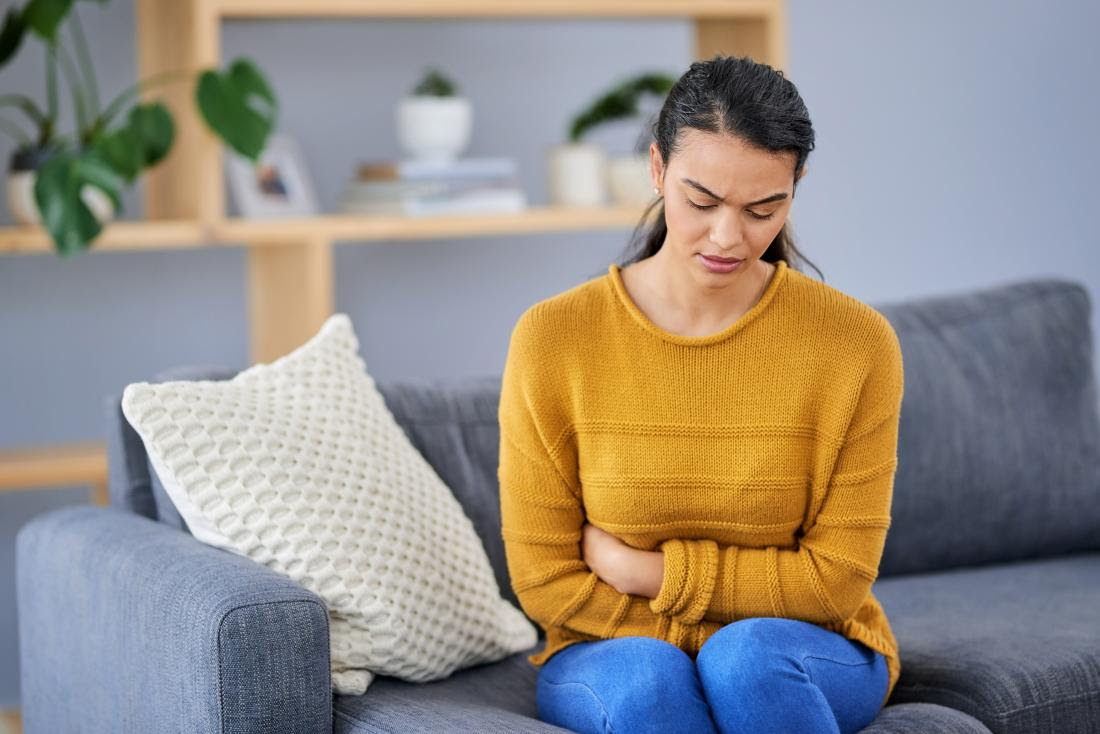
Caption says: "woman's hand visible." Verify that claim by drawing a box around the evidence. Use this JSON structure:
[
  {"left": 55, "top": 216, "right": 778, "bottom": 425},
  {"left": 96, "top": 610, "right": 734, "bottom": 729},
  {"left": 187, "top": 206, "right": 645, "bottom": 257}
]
[{"left": 581, "top": 522, "right": 664, "bottom": 598}]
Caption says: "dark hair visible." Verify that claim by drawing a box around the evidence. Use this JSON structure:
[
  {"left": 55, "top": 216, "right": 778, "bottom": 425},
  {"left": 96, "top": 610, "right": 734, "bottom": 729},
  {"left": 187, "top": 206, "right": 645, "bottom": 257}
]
[{"left": 618, "top": 54, "right": 823, "bottom": 281}]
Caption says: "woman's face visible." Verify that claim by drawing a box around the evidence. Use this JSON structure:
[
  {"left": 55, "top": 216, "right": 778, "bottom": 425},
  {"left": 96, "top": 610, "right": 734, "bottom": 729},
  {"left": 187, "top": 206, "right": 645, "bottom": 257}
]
[{"left": 649, "top": 128, "right": 804, "bottom": 288}]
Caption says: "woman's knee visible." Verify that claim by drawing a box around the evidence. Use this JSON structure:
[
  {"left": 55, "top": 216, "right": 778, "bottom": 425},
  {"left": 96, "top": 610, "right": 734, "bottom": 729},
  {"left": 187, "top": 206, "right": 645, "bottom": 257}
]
[
  {"left": 543, "top": 636, "right": 698, "bottom": 695},
  {"left": 696, "top": 618, "right": 815, "bottom": 686},
  {"left": 699, "top": 617, "right": 813, "bottom": 659},
  {"left": 537, "top": 637, "right": 713, "bottom": 733}
]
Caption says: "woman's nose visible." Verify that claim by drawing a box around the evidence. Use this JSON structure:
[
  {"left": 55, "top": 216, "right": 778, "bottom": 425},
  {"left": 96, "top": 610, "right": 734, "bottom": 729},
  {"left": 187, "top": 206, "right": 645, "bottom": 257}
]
[{"left": 709, "top": 210, "right": 743, "bottom": 250}]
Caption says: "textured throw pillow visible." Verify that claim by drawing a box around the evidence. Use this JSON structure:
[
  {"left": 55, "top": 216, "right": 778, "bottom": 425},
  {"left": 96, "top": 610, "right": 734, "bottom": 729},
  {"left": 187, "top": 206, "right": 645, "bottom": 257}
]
[{"left": 120, "top": 313, "right": 537, "bottom": 694}]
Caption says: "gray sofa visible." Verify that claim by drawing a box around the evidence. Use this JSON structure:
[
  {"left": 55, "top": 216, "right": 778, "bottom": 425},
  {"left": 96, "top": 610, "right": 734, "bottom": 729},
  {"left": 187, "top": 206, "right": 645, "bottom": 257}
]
[{"left": 16, "top": 273, "right": 1100, "bottom": 734}]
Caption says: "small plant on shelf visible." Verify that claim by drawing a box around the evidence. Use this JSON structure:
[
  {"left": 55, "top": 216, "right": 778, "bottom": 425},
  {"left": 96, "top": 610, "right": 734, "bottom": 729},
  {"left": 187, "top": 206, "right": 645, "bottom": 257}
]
[
  {"left": 397, "top": 66, "right": 471, "bottom": 164},
  {"left": 547, "top": 71, "right": 675, "bottom": 208},
  {"left": 0, "top": 0, "right": 279, "bottom": 257},
  {"left": 566, "top": 72, "right": 675, "bottom": 144},
  {"left": 411, "top": 67, "right": 457, "bottom": 97}
]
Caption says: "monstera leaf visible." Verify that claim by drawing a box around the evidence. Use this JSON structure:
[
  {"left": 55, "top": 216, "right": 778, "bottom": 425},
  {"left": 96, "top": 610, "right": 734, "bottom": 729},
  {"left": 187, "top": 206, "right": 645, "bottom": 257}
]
[
  {"left": 0, "top": 7, "right": 27, "bottom": 65},
  {"left": 93, "top": 101, "right": 174, "bottom": 183},
  {"left": 196, "top": 58, "right": 277, "bottom": 162},
  {"left": 9, "top": 0, "right": 107, "bottom": 45},
  {"left": 33, "top": 146, "right": 123, "bottom": 257}
]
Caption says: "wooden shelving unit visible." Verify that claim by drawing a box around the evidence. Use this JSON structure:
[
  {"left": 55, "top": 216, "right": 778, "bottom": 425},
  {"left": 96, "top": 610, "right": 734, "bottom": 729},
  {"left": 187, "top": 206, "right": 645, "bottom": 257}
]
[
  {"left": 0, "top": 443, "right": 109, "bottom": 506},
  {"left": 0, "top": 0, "right": 787, "bottom": 497}
]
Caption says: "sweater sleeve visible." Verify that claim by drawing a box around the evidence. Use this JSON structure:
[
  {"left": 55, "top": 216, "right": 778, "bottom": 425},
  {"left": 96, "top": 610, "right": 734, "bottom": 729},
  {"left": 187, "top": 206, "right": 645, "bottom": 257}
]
[
  {"left": 649, "top": 321, "right": 905, "bottom": 627},
  {"left": 498, "top": 308, "right": 667, "bottom": 642}
]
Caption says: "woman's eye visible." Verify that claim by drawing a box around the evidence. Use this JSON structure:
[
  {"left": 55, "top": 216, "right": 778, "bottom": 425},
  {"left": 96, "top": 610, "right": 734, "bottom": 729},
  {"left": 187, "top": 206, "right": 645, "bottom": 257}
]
[{"left": 688, "top": 199, "right": 775, "bottom": 221}]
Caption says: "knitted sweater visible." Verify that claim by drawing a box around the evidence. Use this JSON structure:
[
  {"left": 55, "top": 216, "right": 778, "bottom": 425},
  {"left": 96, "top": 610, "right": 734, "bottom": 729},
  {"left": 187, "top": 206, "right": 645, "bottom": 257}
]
[{"left": 497, "top": 258, "right": 905, "bottom": 707}]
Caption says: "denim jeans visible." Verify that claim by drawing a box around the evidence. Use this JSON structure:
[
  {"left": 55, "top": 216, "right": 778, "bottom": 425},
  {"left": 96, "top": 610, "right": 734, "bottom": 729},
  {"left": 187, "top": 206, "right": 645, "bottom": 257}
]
[{"left": 536, "top": 617, "right": 889, "bottom": 734}]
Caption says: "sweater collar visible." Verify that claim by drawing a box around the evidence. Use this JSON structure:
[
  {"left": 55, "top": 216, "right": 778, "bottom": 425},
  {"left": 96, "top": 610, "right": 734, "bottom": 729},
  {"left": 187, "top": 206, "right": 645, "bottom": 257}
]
[{"left": 606, "top": 259, "right": 789, "bottom": 347}]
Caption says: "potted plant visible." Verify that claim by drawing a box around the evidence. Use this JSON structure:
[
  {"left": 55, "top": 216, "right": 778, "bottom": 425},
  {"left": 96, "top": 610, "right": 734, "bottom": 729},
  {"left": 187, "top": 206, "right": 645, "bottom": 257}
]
[
  {"left": 0, "top": 0, "right": 278, "bottom": 257},
  {"left": 547, "top": 72, "right": 674, "bottom": 207},
  {"left": 395, "top": 66, "right": 472, "bottom": 164}
]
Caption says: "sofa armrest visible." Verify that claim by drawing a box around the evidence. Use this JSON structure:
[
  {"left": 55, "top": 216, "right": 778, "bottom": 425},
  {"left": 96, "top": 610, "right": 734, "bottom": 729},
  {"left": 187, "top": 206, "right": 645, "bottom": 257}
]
[{"left": 16, "top": 505, "right": 332, "bottom": 734}]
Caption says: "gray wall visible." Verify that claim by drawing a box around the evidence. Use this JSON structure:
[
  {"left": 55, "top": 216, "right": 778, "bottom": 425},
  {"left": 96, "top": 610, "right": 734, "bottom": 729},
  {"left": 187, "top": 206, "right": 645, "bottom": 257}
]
[{"left": 2, "top": 0, "right": 1098, "bottom": 706}]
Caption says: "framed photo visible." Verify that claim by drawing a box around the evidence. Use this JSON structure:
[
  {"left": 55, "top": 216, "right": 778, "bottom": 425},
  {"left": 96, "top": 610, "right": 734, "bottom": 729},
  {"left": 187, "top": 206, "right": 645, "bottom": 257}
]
[{"left": 226, "top": 133, "right": 319, "bottom": 218}]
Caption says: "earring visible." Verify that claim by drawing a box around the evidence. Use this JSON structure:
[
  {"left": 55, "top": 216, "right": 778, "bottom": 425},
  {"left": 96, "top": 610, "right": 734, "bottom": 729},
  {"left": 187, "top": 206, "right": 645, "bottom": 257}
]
[{"left": 654, "top": 187, "right": 661, "bottom": 197}]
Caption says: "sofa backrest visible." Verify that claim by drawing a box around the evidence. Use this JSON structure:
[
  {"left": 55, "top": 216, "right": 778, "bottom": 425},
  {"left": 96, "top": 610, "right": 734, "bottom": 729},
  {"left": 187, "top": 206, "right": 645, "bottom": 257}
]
[
  {"left": 106, "top": 275, "right": 1100, "bottom": 594},
  {"left": 875, "top": 276, "right": 1100, "bottom": 575}
]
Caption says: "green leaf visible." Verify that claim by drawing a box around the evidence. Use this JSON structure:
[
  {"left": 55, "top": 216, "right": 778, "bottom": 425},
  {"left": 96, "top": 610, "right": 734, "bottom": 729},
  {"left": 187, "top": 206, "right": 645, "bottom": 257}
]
[
  {"left": 23, "top": 0, "right": 76, "bottom": 42},
  {"left": 126, "top": 101, "right": 173, "bottom": 166},
  {"left": 412, "top": 67, "right": 456, "bottom": 97},
  {"left": 91, "top": 102, "right": 174, "bottom": 182},
  {"left": 0, "top": 8, "right": 27, "bottom": 67},
  {"left": 34, "top": 146, "right": 123, "bottom": 256},
  {"left": 569, "top": 72, "right": 676, "bottom": 142},
  {"left": 196, "top": 57, "right": 277, "bottom": 162},
  {"left": 92, "top": 126, "right": 142, "bottom": 181}
]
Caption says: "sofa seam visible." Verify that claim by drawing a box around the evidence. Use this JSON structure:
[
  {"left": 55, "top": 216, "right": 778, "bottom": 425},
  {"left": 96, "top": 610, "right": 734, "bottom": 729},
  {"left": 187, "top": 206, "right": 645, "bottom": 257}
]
[
  {"left": 217, "top": 596, "right": 332, "bottom": 734},
  {"left": 995, "top": 687, "right": 1100, "bottom": 720}
]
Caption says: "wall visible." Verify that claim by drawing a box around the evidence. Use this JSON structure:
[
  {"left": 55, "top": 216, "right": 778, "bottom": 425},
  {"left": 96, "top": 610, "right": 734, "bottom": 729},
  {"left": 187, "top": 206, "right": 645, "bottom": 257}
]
[{"left": 1, "top": 0, "right": 1097, "bottom": 706}]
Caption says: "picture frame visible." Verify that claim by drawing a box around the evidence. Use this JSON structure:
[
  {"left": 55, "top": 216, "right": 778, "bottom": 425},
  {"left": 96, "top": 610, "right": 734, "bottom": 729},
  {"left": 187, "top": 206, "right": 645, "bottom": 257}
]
[{"left": 225, "top": 133, "right": 319, "bottom": 218}]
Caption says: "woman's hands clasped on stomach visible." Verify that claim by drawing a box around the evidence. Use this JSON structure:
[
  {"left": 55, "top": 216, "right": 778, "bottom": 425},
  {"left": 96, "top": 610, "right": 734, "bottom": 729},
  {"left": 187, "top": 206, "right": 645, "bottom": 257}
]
[{"left": 581, "top": 522, "right": 664, "bottom": 599}]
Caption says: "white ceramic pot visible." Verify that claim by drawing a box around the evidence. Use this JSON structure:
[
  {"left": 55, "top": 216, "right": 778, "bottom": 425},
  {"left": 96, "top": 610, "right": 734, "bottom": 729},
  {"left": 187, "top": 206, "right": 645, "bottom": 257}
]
[
  {"left": 546, "top": 142, "right": 608, "bottom": 207},
  {"left": 608, "top": 153, "right": 655, "bottom": 208},
  {"left": 395, "top": 95, "right": 472, "bottom": 164},
  {"left": 7, "top": 150, "right": 115, "bottom": 226}
]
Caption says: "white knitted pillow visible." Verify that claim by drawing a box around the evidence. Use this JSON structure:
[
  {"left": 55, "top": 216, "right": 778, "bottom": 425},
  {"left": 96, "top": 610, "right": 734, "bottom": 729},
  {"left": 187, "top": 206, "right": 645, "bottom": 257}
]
[{"left": 120, "top": 313, "right": 537, "bottom": 694}]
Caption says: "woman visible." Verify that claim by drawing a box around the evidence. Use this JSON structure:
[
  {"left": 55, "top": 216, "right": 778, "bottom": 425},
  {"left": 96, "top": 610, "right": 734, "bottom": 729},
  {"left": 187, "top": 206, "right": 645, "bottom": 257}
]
[{"left": 497, "top": 54, "right": 904, "bottom": 734}]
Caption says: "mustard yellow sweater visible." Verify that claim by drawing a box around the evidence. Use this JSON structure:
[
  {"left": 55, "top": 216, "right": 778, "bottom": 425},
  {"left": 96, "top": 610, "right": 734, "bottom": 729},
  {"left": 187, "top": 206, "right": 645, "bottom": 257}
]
[{"left": 497, "top": 258, "right": 905, "bottom": 707}]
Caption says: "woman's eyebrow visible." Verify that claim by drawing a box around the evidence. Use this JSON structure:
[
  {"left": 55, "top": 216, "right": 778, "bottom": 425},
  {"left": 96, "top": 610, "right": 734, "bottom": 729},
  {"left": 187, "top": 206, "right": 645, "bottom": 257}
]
[{"left": 681, "top": 178, "right": 788, "bottom": 206}]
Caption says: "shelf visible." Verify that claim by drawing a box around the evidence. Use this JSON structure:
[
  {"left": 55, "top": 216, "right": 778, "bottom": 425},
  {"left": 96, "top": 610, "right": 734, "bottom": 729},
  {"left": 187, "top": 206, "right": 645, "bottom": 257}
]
[
  {"left": 0, "top": 220, "right": 210, "bottom": 255},
  {"left": 212, "top": 0, "right": 778, "bottom": 20},
  {"left": 214, "top": 205, "right": 656, "bottom": 245},
  {"left": 0, "top": 442, "right": 109, "bottom": 505},
  {"left": 0, "top": 204, "right": 656, "bottom": 253}
]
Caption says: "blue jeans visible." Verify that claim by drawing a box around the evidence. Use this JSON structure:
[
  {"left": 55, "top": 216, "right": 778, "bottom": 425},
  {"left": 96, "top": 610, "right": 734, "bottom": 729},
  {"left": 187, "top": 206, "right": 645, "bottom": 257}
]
[{"left": 536, "top": 617, "right": 889, "bottom": 734}]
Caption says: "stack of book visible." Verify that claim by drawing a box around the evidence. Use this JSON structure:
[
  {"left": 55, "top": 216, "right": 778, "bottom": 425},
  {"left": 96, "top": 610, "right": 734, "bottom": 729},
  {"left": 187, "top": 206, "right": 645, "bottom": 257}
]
[{"left": 340, "top": 157, "right": 528, "bottom": 217}]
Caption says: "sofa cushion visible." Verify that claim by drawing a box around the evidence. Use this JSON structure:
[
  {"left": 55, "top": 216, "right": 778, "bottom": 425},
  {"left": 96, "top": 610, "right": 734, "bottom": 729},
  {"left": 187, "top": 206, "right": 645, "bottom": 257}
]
[
  {"left": 370, "top": 376, "right": 526, "bottom": 622},
  {"left": 120, "top": 314, "right": 537, "bottom": 695},
  {"left": 863, "top": 703, "right": 993, "bottom": 733},
  {"left": 105, "top": 364, "right": 238, "bottom": 527},
  {"left": 334, "top": 640, "right": 994, "bottom": 734},
  {"left": 873, "top": 551, "right": 1100, "bottom": 733},
  {"left": 874, "top": 279, "right": 1100, "bottom": 576},
  {"left": 333, "top": 639, "right": 570, "bottom": 733},
  {"left": 148, "top": 366, "right": 239, "bottom": 531}
]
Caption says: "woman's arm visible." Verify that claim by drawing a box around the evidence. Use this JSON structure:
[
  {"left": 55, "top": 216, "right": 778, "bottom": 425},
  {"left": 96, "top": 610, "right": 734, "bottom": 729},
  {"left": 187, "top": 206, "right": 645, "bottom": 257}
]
[
  {"left": 499, "top": 308, "right": 679, "bottom": 642},
  {"left": 581, "top": 522, "right": 664, "bottom": 599},
  {"left": 590, "top": 322, "right": 905, "bottom": 628},
  {"left": 646, "top": 327, "right": 905, "bottom": 627}
]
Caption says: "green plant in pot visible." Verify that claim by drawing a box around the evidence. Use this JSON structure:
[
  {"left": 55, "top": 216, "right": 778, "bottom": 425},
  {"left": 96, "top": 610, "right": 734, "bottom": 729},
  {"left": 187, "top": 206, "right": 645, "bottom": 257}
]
[
  {"left": 395, "top": 66, "right": 472, "bottom": 164},
  {"left": 0, "top": 0, "right": 278, "bottom": 257},
  {"left": 547, "top": 72, "right": 674, "bottom": 208}
]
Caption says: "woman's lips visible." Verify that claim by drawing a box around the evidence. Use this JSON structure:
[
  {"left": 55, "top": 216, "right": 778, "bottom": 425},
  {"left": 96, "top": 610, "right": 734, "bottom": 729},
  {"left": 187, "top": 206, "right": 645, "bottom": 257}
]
[{"left": 698, "top": 253, "right": 743, "bottom": 273}]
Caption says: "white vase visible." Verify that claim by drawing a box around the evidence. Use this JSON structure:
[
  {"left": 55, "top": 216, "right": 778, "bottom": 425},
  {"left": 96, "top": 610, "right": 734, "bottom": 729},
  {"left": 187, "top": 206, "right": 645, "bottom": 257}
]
[
  {"left": 395, "top": 96, "right": 472, "bottom": 164},
  {"left": 608, "top": 153, "right": 655, "bottom": 208},
  {"left": 546, "top": 142, "right": 608, "bottom": 207}
]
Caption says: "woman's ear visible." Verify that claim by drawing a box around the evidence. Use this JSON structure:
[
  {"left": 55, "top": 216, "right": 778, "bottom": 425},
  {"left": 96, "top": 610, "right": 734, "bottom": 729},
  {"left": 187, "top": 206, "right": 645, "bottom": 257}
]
[{"left": 649, "top": 142, "right": 665, "bottom": 193}]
